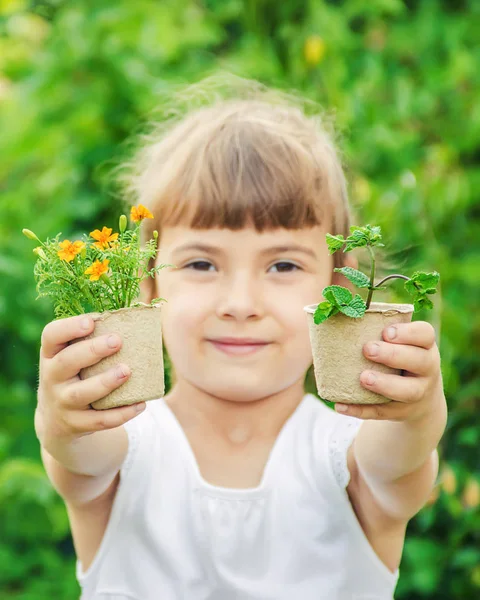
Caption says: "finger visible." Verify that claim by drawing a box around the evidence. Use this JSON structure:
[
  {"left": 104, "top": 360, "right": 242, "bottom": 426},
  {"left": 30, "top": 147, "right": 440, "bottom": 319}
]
[
  {"left": 59, "top": 363, "right": 131, "bottom": 409},
  {"left": 64, "top": 402, "right": 147, "bottom": 436},
  {"left": 40, "top": 315, "right": 96, "bottom": 360},
  {"left": 47, "top": 333, "right": 123, "bottom": 383},
  {"left": 359, "top": 370, "right": 426, "bottom": 404},
  {"left": 383, "top": 321, "right": 437, "bottom": 350},
  {"left": 363, "top": 340, "right": 434, "bottom": 376},
  {"left": 335, "top": 401, "right": 412, "bottom": 421}
]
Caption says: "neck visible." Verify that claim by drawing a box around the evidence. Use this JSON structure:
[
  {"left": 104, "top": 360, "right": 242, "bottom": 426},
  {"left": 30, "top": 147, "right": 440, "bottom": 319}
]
[{"left": 165, "top": 379, "right": 306, "bottom": 446}]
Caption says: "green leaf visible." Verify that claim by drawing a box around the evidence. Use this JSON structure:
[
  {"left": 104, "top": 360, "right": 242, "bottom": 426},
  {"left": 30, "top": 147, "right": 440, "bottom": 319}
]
[
  {"left": 344, "top": 228, "right": 369, "bottom": 252},
  {"left": 333, "top": 267, "right": 371, "bottom": 288},
  {"left": 344, "top": 224, "right": 384, "bottom": 251},
  {"left": 363, "top": 224, "right": 384, "bottom": 246},
  {"left": 338, "top": 294, "right": 367, "bottom": 318},
  {"left": 405, "top": 271, "right": 440, "bottom": 296},
  {"left": 317, "top": 286, "right": 365, "bottom": 321},
  {"left": 325, "top": 233, "right": 345, "bottom": 254},
  {"left": 313, "top": 301, "right": 337, "bottom": 324},
  {"left": 322, "top": 285, "right": 353, "bottom": 306},
  {"left": 405, "top": 271, "right": 439, "bottom": 312},
  {"left": 414, "top": 294, "right": 434, "bottom": 312}
]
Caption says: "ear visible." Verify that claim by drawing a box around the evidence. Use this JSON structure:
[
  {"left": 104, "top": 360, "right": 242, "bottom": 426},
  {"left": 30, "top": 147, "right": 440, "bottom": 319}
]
[{"left": 331, "top": 252, "right": 358, "bottom": 289}]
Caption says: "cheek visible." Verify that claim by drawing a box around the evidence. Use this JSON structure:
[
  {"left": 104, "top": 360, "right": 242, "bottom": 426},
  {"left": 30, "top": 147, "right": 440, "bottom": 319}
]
[
  {"left": 269, "top": 283, "right": 319, "bottom": 332},
  {"left": 159, "top": 287, "right": 211, "bottom": 354},
  {"left": 269, "top": 289, "right": 317, "bottom": 362},
  {"left": 266, "top": 301, "right": 312, "bottom": 360}
]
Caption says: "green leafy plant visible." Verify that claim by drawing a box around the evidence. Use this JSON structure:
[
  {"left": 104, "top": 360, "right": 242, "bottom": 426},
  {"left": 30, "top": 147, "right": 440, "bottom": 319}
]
[
  {"left": 314, "top": 225, "right": 440, "bottom": 325},
  {"left": 22, "top": 204, "right": 170, "bottom": 319}
]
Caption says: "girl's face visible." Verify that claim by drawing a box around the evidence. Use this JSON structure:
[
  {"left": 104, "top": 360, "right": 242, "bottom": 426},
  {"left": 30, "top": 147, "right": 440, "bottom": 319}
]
[{"left": 154, "top": 224, "right": 338, "bottom": 403}]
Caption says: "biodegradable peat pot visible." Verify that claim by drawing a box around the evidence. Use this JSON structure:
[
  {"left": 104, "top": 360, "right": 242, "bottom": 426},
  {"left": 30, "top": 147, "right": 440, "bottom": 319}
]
[
  {"left": 304, "top": 301, "right": 414, "bottom": 405},
  {"left": 73, "top": 303, "right": 164, "bottom": 410}
]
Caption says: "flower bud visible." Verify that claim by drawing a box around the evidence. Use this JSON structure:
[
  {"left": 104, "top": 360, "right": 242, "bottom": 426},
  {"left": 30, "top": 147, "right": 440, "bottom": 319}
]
[
  {"left": 119, "top": 214, "right": 127, "bottom": 233},
  {"left": 100, "top": 273, "right": 111, "bottom": 286},
  {"left": 33, "top": 247, "right": 47, "bottom": 260},
  {"left": 153, "top": 230, "right": 158, "bottom": 241},
  {"left": 81, "top": 247, "right": 87, "bottom": 259},
  {"left": 22, "top": 228, "right": 41, "bottom": 243}
]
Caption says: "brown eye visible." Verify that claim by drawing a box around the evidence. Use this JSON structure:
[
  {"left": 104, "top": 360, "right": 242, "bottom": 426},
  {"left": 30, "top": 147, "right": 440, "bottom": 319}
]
[
  {"left": 184, "top": 261, "right": 215, "bottom": 272},
  {"left": 270, "top": 262, "right": 301, "bottom": 273}
]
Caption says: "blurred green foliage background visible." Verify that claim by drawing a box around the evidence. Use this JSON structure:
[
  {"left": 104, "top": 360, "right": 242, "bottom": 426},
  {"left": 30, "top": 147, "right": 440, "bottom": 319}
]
[{"left": 1, "top": 0, "right": 479, "bottom": 598}]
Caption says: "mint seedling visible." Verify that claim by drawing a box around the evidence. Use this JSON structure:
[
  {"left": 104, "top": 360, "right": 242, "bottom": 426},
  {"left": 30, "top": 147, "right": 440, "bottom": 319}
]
[{"left": 314, "top": 225, "right": 440, "bottom": 325}]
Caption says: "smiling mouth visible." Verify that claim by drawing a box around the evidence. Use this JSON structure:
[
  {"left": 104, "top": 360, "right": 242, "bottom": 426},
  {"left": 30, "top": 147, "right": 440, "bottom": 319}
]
[{"left": 209, "top": 340, "right": 271, "bottom": 356}]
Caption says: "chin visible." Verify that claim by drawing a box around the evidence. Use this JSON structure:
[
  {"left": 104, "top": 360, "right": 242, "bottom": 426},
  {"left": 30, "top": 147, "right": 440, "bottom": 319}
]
[
  {"left": 192, "top": 373, "right": 292, "bottom": 404},
  {"left": 211, "top": 383, "right": 268, "bottom": 403}
]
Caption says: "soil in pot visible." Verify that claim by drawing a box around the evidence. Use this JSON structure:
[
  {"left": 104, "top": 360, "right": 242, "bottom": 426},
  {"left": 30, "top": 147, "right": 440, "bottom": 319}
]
[
  {"left": 71, "top": 303, "right": 164, "bottom": 410},
  {"left": 304, "top": 302, "right": 414, "bottom": 405}
]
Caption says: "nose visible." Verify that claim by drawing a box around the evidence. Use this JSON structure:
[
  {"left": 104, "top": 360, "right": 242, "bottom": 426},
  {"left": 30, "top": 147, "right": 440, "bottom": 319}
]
[{"left": 216, "top": 270, "right": 263, "bottom": 321}]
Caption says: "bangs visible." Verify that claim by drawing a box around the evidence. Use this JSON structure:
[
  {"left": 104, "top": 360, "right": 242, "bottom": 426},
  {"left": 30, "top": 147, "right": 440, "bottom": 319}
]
[
  {"left": 127, "top": 100, "right": 351, "bottom": 248},
  {"left": 154, "top": 119, "right": 328, "bottom": 232},
  {"left": 119, "top": 93, "right": 355, "bottom": 302}
]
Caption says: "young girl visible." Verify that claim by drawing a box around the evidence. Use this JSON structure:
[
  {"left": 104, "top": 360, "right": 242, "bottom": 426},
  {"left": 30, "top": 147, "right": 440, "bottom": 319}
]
[{"left": 37, "top": 77, "right": 447, "bottom": 600}]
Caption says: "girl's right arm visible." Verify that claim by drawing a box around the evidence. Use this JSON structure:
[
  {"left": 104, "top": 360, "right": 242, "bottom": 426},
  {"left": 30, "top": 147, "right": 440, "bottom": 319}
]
[{"left": 36, "top": 314, "right": 146, "bottom": 506}]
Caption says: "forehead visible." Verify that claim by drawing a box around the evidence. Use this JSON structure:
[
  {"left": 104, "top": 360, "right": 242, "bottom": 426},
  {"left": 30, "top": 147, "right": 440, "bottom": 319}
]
[{"left": 158, "top": 224, "right": 331, "bottom": 257}]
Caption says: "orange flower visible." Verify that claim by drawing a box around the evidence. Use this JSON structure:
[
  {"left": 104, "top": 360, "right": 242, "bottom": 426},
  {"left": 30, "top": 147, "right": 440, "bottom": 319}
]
[
  {"left": 90, "top": 226, "right": 119, "bottom": 249},
  {"left": 130, "top": 204, "right": 153, "bottom": 222},
  {"left": 84, "top": 259, "right": 110, "bottom": 281},
  {"left": 57, "top": 240, "right": 86, "bottom": 262}
]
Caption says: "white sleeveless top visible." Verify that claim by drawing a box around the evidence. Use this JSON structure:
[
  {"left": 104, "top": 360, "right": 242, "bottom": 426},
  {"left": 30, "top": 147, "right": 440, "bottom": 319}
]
[{"left": 76, "top": 393, "right": 400, "bottom": 599}]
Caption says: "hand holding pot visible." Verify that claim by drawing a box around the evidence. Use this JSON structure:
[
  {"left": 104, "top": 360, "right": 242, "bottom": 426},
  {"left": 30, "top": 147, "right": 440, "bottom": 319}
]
[
  {"left": 35, "top": 314, "right": 146, "bottom": 454},
  {"left": 335, "top": 321, "right": 445, "bottom": 422}
]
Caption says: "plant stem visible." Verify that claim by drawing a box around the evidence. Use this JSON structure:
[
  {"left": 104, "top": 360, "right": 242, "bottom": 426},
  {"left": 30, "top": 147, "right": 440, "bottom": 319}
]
[
  {"left": 118, "top": 232, "right": 128, "bottom": 306},
  {"left": 365, "top": 245, "right": 376, "bottom": 309},
  {"left": 80, "top": 280, "right": 101, "bottom": 311},
  {"left": 125, "top": 268, "right": 139, "bottom": 307},
  {"left": 102, "top": 275, "right": 120, "bottom": 309},
  {"left": 95, "top": 288, "right": 106, "bottom": 312},
  {"left": 374, "top": 274, "right": 410, "bottom": 287},
  {"left": 108, "top": 270, "right": 122, "bottom": 308},
  {"left": 53, "top": 275, "right": 88, "bottom": 315},
  {"left": 123, "top": 269, "right": 133, "bottom": 308},
  {"left": 60, "top": 258, "right": 96, "bottom": 311},
  {"left": 124, "top": 224, "right": 142, "bottom": 307}
]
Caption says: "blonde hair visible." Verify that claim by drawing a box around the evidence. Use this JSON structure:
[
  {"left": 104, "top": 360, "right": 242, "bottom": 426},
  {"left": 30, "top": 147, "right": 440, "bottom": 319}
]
[{"left": 117, "top": 73, "right": 357, "bottom": 303}]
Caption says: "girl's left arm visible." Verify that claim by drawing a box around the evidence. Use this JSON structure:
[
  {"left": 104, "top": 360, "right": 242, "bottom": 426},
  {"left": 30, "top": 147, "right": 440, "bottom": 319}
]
[{"left": 336, "top": 321, "right": 448, "bottom": 521}]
